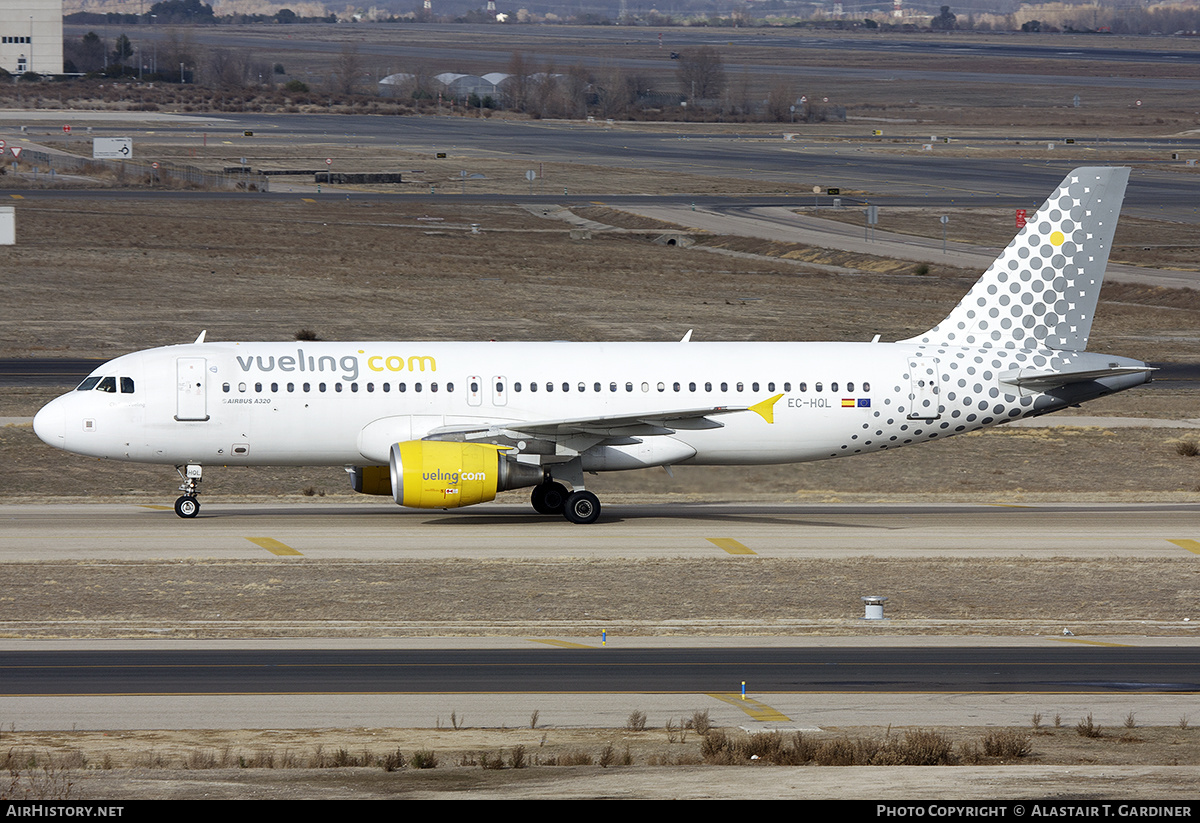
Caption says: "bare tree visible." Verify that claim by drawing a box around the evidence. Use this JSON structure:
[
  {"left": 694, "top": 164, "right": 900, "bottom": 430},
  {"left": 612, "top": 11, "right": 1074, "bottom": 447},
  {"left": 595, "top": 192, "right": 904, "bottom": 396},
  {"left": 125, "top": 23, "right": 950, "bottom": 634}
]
[
  {"left": 334, "top": 43, "right": 363, "bottom": 95},
  {"left": 677, "top": 46, "right": 726, "bottom": 100},
  {"left": 765, "top": 77, "right": 796, "bottom": 121},
  {"left": 564, "top": 63, "right": 590, "bottom": 119},
  {"left": 504, "top": 51, "right": 530, "bottom": 113}
]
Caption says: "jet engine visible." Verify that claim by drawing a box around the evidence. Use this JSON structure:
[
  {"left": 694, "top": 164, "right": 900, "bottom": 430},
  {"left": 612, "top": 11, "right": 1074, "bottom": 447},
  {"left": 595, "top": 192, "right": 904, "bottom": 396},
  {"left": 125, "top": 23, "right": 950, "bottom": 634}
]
[{"left": 351, "top": 441, "right": 544, "bottom": 509}]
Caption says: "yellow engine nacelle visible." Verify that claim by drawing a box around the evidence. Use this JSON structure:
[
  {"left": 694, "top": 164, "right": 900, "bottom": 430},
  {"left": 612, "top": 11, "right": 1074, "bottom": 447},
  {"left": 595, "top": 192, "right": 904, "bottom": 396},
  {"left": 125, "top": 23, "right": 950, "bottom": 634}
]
[{"left": 388, "top": 440, "right": 539, "bottom": 509}]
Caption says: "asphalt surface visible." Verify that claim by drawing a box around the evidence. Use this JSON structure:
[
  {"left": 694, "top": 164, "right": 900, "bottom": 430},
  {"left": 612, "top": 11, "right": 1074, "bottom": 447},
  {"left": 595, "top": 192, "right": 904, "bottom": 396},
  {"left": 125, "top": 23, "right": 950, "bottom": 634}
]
[
  {"left": 2, "top": 502, "right": 1199, "bottom": 560},
  {"left": 3, "top": 646, "right": 1198, "bottom": 696}
]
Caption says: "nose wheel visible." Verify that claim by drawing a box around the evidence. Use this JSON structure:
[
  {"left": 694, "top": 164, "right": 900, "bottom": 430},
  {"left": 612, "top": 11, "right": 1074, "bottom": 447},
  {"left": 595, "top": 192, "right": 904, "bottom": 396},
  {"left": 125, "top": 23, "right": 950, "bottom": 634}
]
[{"left": 174, "top": 464, "right": 203, "bottom": 519}]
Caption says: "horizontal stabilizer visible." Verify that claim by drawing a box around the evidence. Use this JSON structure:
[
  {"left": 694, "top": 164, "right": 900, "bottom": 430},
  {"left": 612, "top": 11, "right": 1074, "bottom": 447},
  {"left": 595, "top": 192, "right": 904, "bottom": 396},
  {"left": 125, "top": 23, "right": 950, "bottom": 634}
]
[{"left": 999, "top": 366, "right": 1154, "bottom": 391}]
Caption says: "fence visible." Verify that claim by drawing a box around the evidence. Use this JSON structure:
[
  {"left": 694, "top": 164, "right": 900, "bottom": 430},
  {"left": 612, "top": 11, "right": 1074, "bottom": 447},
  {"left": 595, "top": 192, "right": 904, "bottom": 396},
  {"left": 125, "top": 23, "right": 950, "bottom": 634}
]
[{"left": 7, "top": 149, "right": 271, "bottom": 191}]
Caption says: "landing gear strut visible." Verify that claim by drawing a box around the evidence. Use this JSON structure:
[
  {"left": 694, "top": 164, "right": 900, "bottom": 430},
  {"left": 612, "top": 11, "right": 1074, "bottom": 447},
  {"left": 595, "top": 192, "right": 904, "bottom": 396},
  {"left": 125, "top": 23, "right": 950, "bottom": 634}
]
[{"left": 174, "top": 464, "right": 202, "bottom": 519}]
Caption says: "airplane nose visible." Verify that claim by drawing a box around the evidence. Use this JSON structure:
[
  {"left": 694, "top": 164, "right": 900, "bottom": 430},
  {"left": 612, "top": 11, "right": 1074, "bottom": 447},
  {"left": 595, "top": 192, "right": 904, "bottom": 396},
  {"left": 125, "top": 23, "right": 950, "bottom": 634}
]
[{"left": 33, "top": 399, "right": 66, "bottom": 448}]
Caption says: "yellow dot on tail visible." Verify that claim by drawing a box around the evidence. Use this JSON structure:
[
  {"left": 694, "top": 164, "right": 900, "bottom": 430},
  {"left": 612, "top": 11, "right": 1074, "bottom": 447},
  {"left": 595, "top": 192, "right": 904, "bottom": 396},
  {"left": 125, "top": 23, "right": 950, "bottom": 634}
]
[{"left": 1050, "top": 230, "right": 1065, "bottom": 246}]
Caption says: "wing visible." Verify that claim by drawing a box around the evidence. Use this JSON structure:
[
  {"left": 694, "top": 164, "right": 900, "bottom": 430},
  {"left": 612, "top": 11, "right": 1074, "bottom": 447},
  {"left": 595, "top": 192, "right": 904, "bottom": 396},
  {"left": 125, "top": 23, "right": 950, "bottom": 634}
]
[{"left": 423, "top": 394, "right": 784, "bottom": 456}]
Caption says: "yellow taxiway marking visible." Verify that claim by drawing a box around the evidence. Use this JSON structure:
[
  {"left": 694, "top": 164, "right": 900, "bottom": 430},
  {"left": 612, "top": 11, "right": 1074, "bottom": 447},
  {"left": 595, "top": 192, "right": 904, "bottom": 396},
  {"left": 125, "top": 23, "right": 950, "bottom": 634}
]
[
  {"left": 1054, "top": 638, "right": 1133, "bottom": 647},
  {"left": 988, "top": 503, "right": 1034, "bottom": 508},
  {"left": 529, "top": 639, "right": 595, "bottom": 649},
  {"left": 246, "top": 537, "right": 303, "bottom": 556},
  {"left": 1168, "top": 539, "right": 1200, "bottom": 555},
  {"left": 707, "top": 538, "right": 756, "bottom": 555},
  {"left": 9, "top": 194, "right": 23, "bottom": 199},
  {"left": 707, "top": 692, "right": 790, "bottom": 722},
  {"left": 301, "top": 198, "right": 316, "bottom": 203},
  {"left": 140, "top": 505, "right": 173, "bottom": 510}
]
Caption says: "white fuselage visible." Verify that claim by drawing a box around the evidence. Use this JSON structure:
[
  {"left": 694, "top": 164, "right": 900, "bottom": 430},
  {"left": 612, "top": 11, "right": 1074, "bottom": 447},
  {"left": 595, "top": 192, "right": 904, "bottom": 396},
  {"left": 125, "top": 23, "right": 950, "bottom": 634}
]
[{"left": 33, "top": 339, "right": 1149, "bottom": 472}]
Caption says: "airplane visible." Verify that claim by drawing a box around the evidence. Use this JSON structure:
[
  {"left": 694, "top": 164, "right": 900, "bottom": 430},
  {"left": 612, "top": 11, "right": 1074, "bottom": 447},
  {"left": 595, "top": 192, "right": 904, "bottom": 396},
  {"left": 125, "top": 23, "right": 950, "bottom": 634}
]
[{"left": 33, "top": 167, "right": 1153, "bottom": 523}]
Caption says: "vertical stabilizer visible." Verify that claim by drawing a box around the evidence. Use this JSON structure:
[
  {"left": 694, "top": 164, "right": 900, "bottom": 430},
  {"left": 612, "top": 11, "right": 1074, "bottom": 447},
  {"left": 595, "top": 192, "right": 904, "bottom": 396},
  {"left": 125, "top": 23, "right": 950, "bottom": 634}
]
[{"left": 902, "top": 167, "right": 1129, "bottom": 352}]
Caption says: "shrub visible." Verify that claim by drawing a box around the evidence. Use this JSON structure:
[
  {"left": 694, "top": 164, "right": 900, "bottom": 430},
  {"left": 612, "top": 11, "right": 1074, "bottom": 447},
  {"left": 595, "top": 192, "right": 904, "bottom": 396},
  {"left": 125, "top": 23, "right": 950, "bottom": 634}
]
[{"left": 1077, "top": 713, "right": 1103, "bottom": 738}]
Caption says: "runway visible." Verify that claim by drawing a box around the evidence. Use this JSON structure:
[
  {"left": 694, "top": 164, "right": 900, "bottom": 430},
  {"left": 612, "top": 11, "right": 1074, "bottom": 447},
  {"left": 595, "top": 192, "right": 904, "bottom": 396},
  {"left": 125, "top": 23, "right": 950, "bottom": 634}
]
[
  {"left": 2, "top": 638, "right": 1199, "bottom": 731},
  {"left": 2, "top": 501, "right": 1199, "bottom": 561}
]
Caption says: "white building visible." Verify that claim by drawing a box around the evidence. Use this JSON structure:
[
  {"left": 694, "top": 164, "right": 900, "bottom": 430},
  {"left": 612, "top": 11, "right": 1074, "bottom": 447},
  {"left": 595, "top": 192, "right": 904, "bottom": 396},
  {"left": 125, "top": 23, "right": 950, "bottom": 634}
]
[{"left": 0, "top": 0, "right": 63, "bottom": 75}]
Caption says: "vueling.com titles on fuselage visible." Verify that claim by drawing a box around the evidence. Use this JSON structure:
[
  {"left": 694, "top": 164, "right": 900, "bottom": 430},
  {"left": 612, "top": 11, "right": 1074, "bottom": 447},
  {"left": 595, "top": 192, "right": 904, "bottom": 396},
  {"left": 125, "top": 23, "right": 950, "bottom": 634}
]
[{"left": 234, "top": 350, "right": 437, "bottom": 382}]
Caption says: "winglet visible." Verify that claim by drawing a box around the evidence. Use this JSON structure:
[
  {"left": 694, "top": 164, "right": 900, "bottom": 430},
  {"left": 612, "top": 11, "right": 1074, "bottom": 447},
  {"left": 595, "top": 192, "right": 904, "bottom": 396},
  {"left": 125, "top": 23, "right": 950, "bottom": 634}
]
[
  {"left": 749, "top": 393, "right": 784, "bottom": 424},
  {"left": 680, "top": 329, "right": 693, "bottom": 343},
  {"left": 193, "top": 330, "right": 207, "bottom": 344}
]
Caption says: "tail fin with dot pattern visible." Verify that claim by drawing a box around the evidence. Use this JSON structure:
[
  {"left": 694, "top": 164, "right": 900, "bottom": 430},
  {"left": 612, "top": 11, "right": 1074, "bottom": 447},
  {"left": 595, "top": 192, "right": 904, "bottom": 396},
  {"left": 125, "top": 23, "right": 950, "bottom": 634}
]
[{"left": 902, "top": 167, "right": 1129, "bottom": 352}]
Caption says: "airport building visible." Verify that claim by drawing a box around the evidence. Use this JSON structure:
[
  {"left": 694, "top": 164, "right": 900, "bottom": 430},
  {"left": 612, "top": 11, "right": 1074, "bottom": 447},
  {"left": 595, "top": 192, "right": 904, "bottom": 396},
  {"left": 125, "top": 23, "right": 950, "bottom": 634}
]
[{"left": 0, "top": 0, "right": 63, "bottom": 75}]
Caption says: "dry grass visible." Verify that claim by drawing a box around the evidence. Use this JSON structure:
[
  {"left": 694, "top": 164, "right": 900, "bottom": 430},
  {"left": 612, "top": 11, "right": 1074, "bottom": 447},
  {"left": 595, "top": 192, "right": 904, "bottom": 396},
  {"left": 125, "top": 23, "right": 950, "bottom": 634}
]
[
  {"left": 0, "top": 555, "right": 1197, "bottom": 638},
  {"left": 2, "top": 722, "right": 1199, "bottom": 799}
]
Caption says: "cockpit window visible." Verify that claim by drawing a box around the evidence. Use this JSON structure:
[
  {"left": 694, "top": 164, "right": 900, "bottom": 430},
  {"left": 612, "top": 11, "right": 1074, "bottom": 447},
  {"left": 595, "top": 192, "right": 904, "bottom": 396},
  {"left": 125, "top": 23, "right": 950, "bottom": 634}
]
[
  {"left": 96, "top": 377, "right": 117, "bottom": 393},
  {"left": 120, "top": 377, "right": 134, "bottom": 394},
  {"left": 76, "top": 377, "right": 101, "bottom": 391}
]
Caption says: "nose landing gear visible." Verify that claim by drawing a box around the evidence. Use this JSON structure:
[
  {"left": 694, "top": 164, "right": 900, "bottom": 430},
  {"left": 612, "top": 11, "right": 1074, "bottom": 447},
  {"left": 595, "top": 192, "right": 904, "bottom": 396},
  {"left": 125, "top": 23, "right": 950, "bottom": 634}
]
[{"left": 174, "top": 464, "right": 202, "bottom": 518}]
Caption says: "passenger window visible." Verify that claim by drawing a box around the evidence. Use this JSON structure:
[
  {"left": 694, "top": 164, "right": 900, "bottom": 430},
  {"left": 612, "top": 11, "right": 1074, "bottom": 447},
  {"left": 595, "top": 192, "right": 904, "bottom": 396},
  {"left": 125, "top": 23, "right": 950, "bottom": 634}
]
[
  {"left": 594, "top": 383, "right": 601, "bottom": 392},
  {"left": 831, "top": 382, "right": 838, "bottom": 392},
  {"left": 737, "top": 382, "right": 744, "bottom": 392},
  {"left": 689, "top": 382, "right": 696, "bottom": 392},
  {"left": 753, "top": 382, "right": 760, "bottom": 392},
  {"left": 431, "top": 383, "right": 438, "bottom": 393},
  {"left": 416, "top": 383, "right": 423, "bottom": 392},
  {"left": 784, "top": 382, "right": 791, "bottom": 392},
  {"left": 335, "top": 383, "right": 343, "bottom": 393},
  {"left": 447, "top": 383, "right": 454, "bottom": 393},
  {"left": 514, "top": 382, "right": 522, "bottom": 392},
  {"left": 673, "top": 382, "right": 680, "bottom": 392},
  {"left": 562, "top": 382, "right": 569, "bottom": 392},
  {"left": 470, "top": 381, "right": 479, "bottom": 393},
  {"left": 76, "top": 377, "right": 101, "bottom": 391},
  {"left": 256, "top": 382, "right": 263, "bottom": 392},
  {"left": 578, "top": 382, "right": 586, "bottom": 393},
  {"left": 720, "top": 382, "right": 728, "bottom": 392},
  {"left": 847, "top": 382, "right": 854, "bottom": 392},
  {"left": 271, "top": 383, "right": 279, "bottom": 392},
  {"left": 97, "top": 377, "right": 117, "bottom": 393},
  {"left": 863, "top": 382, "right": 871, "bottom": 392},
  {"left": 239, "top": 382, "right": 248, "bottom": 393},
  {"left": 815, "top": 382, "right": 823, "bottom": 392},
  {"left": 546, "top": 382, "right": 553, "bottom": 393},
  {"left": 530, "top": 382, "right": 538, "bottom": 393},
  {"left": 121, "top": 377, "right": 135, "bottom": 394},
  {"left": 610, "top": 382, "right": 617, "bottom": 392},
  {"left": 626, "top": 382, "right": 633, "bottom": 393},
  {"left": 383, "top": 383, "right": 391, "bottom": 393},
  {"left": 288, "top": 383, "right": 295, "bottom": 392},
  {"left": 705, "top": 382, "right": 712, "bottom": 392},
  {"left": 303, "top": 383, "right": 311, "bottom": 392},
  {"left": 318, "top": 383, "right": 326, "bottom": 392},
  {"left": 799, "top": 382, "right": 806, "bottom": 392},
  {"left": 399, "top": 383, "right": 406, "bottom": 393},
  {"left": 351, "top": 382, "right": 359, "bottom": 392}
]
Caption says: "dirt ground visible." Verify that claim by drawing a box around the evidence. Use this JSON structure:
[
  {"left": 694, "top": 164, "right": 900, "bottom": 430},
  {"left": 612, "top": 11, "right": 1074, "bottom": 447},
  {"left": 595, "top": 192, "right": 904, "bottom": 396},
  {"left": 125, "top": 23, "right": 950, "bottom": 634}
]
[{"left": 5, "top": 723, "right": 1200, "bottom": 800}]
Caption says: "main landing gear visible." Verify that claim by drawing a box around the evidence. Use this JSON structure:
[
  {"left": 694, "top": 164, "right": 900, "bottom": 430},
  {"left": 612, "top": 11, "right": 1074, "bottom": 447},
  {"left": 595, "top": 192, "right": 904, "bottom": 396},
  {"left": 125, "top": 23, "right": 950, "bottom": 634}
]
[
  {"left": 530, "top": 480, "right": 601, "bottom": 524},
  {"left": 174, "top": 464, "right": 202, "bottom": 519}
]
